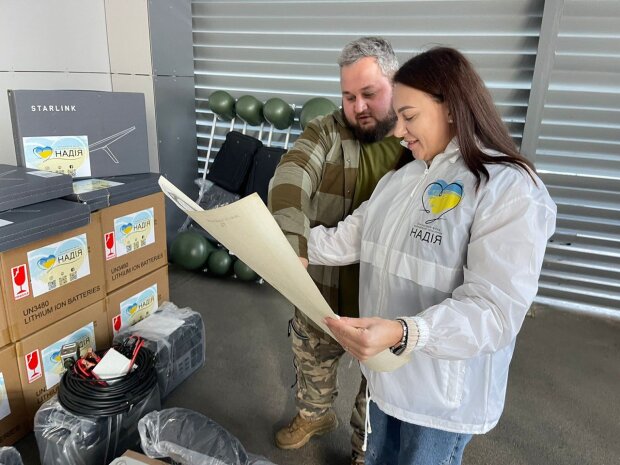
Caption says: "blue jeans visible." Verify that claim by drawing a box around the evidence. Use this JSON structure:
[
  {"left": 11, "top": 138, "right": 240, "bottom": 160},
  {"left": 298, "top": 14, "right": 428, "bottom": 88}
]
[{"left": 366, "top": 401, "right": 472, "bottom": 465}]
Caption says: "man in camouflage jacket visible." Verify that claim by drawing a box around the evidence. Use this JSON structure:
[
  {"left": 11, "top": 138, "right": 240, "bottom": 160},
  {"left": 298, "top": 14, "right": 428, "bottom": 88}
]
[{"left": 268, "top": 37, "right": 406, "bottom": 465}]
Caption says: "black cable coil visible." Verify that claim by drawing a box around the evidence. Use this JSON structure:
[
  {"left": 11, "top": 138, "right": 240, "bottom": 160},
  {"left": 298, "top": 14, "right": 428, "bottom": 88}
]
[{"left": 58, "top": 345, "right": 157, "bottom": 417}]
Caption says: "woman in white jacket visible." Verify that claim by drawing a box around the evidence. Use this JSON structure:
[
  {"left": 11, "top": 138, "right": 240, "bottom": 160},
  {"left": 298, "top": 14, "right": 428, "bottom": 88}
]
[{"left": 308, "top": 47, "right": 557, "bottom": 465}]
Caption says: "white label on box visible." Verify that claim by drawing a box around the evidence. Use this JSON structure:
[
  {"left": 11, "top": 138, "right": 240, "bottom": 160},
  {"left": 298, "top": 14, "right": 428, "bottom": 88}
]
[
  {"left": 22, "top": 135, "right": 91, "bottom": 178},
  {"left": 25, "top": 349, "right": 42, "bottom": 383},
  {"left": 0, "top": 372, "right": 11, "bottom": 420},
  {"left": 119, "top": 284, "right": 158, "bottom": 330},
  {"left": 41, "top": 321, "right": 96, "bottom": 390},
  {"left": 0, "top": 219, "right": 13, "bottom": 227},
  {"left": 72, "top": 178, "right": 123, "bottom": 194},
  {"left": 26, "top": 233, "right": 90, "bottom": 297},
  {"left": 10, "top": 264, "right": 30, "bottom": 300},
  {"left": 113, "top": 207, "right": 155, "bottom": 257},
  {"left": 27, "top": 170, "right": 62, "bottom": 178}
]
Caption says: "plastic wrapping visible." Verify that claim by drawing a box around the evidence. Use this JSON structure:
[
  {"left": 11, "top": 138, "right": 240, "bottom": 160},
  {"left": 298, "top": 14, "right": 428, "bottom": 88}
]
[
  {"left": 0, "top": 447, "right": 23, "bottom": 465},
  {"left": 195, "top": 179, "right": 240, "bottom": 210},
  {"left": 113, "top": 301, "right": 205, "bottom": 399},
  {"left": 34, "top": 385, "right": 160, "bottom": 465},
  {"left": 138, "top": 408, "right": 276, "bottom": 465}
]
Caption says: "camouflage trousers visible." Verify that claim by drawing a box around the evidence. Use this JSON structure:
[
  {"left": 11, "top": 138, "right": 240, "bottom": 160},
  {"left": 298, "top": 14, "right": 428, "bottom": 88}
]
[{"left": 290, "top": 308, "right": 367, "bottom": 459}]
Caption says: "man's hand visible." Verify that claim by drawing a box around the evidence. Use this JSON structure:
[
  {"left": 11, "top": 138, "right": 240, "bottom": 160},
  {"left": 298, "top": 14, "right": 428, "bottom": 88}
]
[
  {"left": 324, "top": 316, "right": 403, "bottom": 361},
  {"left": 299, "top": 257, "right": 309, "bottom": 268}
]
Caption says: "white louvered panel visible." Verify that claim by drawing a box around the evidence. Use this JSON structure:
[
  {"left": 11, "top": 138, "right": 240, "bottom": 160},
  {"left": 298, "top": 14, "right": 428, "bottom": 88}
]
[
  {"left": 192, "top": 0, "right": 544, "bottom": 172},
  {"left": 533, "top": 1, "right": 620, "bottom": 319}
]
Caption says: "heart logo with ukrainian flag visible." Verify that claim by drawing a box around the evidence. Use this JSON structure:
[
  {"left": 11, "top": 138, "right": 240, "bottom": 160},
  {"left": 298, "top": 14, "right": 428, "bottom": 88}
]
[
  {"left": 422, "top": 180, "right": 463, "bottom": 224},
  {"left": 127, "top": 303, "right": 138, "bottom": 315},
  {"left": 37, "top": 255, "right": 56, "bottom": 270},
  {"left": 33, "top": 146, "right": 54, "bottom": 160},
  {"left": 121, "top": 223, "right": 133, "bottom": 235}
]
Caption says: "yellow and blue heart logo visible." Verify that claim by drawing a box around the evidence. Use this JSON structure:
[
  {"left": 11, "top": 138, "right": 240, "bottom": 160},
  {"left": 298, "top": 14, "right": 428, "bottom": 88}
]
[
  {"left": 37, "top": 254, "right": 56, "bottom": 270},
  {"left": 33, "top": 146, "right": 54, "bottom": 160},
  {"left": 50, "top": 350, "right": 62, "bottom": 364},
  {"left": 127, "top": 302, "right": 138, "bottom": 315},
  {"left": 422, "top": 179, "right": 464, "bottom": 224},
  {"left": 121, "top": 223, "right": 133, "bottom": 235}
]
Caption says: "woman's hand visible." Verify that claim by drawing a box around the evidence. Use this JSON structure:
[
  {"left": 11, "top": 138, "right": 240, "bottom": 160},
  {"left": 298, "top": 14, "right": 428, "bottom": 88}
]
[{"left": 324, "top": 316, "right": 403, "bottom": 361}]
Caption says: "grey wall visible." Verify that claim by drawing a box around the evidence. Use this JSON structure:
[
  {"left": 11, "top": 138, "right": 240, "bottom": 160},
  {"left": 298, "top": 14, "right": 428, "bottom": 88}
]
[{"left": 0, "top": 0, "right": 198, "bottom": 243}]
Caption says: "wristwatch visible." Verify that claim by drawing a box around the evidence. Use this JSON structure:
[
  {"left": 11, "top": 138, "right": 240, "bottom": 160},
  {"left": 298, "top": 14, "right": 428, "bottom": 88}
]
[{"left": 389, "top": 318, "right": 408, "bottom": 356}]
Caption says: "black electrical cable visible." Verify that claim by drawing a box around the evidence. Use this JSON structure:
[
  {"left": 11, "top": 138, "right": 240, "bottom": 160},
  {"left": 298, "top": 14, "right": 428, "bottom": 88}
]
[{"left": 58, "top": 345, "right": 157, "bottom": 417}]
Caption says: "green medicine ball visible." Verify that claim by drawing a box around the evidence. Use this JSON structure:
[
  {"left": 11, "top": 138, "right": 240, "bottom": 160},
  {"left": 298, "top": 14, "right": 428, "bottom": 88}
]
[
  {"left": 208, "top": 90, "right": 236, "bottom": 121},
  {"left": 300, "top": 97, "right": 338, "bottom": 129},
  {"left": 207, "top": 249, "right": 233, "bottom": 276},
  {"left": 234, "top": 259, "right": 259, "bottom": 281},
  {"left": 236, "top": 95, "right": 263, "bottom": 126},
  {"left": 170, "top": 231, "right": 210, "bottom": 270},
  {"left": 263, "top": 98, "right": 294, "bottom": 130}
]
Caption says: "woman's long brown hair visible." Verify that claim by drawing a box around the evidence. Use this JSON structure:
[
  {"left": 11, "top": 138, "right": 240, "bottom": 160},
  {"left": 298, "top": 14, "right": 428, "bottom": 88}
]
[{"left": 393, "top": 47, "right": 535, "bottom": 188}]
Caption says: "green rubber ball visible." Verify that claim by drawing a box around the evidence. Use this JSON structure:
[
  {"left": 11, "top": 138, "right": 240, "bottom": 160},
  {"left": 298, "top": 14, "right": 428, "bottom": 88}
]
[
  {"left": 208, "top": 91, "right": 236, "bottom": 120},
  {"left": 170, "top": 231, "right": 211, "bottom": 270},
  {"left": 234, "top": 259, "right": 259, "bottom": 281},
  {"left": 300, "top": 97, "right": 338, "bottom": 129},
  {"left": 263, "top": 98, "right": 294, "bottom": 130},
  {"left": 236, "top": 95, "right": 263, "bottom": 126},
  {"left": 207, "top": 249, "right": 233, "bottom": 276}
]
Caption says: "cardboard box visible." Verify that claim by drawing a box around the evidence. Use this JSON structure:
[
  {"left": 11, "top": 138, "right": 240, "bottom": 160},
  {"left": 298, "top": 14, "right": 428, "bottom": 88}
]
[
  {"left": 107, "top": 266, "right": 169, "bottom": 339},
  {"left": 8, "top": 89, "right": 150, "bottom": 179},
  {"left": 15, "top": 299, "right": 109, "bottom": 418},
  {"left": 0, "top": 288, "right": 10, "bottom": 349},
  {"left": 0, "top": 164, "right": 73, "bottom": 213},
  {"left": 0, "top": 198, "right": 90, "bottom": 253},
  {"left": 0, "top": 344, "right": 29, "bottom": 445},
  {"left": 111, "top": 450, "right": 167, "bottom": 464},
  {"left": 0, "top": 216, "right": 104, "bottom": 342},
  {"left": 98, "top": 192, "right": 167, "bottom": 293}
]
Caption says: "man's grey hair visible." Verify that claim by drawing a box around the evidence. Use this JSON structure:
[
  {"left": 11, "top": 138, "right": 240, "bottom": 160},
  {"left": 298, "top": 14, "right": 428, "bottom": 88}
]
[{"left": 338, "top": 36, "right": 399, "bottom": 77}]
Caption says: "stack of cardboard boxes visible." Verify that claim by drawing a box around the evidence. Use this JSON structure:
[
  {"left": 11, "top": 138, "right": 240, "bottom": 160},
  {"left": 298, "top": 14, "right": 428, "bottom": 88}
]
[
  {"left": 0, "top": 90, "right": 170, "bottom": 447},
  {"left": 98, "top": 191, "right": 169, "bottom": 342}
]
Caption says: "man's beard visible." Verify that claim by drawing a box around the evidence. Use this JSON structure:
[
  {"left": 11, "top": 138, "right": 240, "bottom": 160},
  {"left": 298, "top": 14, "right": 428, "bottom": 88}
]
[{"left": 345, "top": 108, "right": 397, "bottom": 144}]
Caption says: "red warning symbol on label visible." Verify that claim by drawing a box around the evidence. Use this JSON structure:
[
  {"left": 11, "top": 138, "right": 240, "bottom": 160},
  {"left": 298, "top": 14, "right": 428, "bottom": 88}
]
[
  {"left": 11, "top": 264, "right": 30, "bottom": 300},
  {"left": 112, "top": 314, "right": 122, "bottom": 334},
  {"left": 105, "top": 231, "right": 116, "bottom": 260},
  {"left": 25, "top": 349, "right": 42, "bottom": 383}
]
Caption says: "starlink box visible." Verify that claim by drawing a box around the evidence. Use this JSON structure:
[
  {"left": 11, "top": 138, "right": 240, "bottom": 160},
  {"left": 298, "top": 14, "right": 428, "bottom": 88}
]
[
  {"left": 64, "top": 172, "right": 161, "bottom": 213},
  {"left": 106, "top": 265, "right": 169, "bottom": 339},
  {"left": 96, "top": 192, "right": 167, "bottom": 293},
  {"left": 0, "top": 216, "right": 104, "bottom": 341},
  {"left": 8, "top": 89, "right": 150, "bottom": 179},
  {"left": 0, "top": 164, "right": 73, "bottom": 213},
  {"left": 15, "top": 299, "right": 108, "bottom": 419},
  {"left": 105, "top": 173, "right": 161, "bottom": 207},
  {"left": 0, "top": 199, "right": 90, "bottom": 253},
  {"left": 0, "top": 344, "right": 29, "bottom": 445}
]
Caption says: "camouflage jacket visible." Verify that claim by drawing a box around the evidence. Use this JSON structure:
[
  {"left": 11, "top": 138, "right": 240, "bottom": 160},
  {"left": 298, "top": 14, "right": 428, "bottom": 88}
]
[{"left": 268, "top": 109, "right": 360, "bottom": 312}]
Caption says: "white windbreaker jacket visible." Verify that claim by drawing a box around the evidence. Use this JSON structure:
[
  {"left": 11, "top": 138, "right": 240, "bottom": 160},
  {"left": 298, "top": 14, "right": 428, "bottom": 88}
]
[{"left": 308, "top": 141, "right": 557, "bottom": 434}]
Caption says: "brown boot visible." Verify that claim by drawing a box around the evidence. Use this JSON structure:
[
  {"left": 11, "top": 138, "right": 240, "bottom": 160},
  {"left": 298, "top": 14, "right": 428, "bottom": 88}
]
[
  {"left": 351, "top": 450, "right": 365, "bottom": 465},
  {"left": 275, "top": 411, "right": 338, "bottom": 449}
]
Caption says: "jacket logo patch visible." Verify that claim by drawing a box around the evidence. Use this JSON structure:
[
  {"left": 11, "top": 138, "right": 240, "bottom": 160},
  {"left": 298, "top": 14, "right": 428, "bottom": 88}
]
[{"left": 422, "top": 179, "right": 463, "bottom": 224}]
